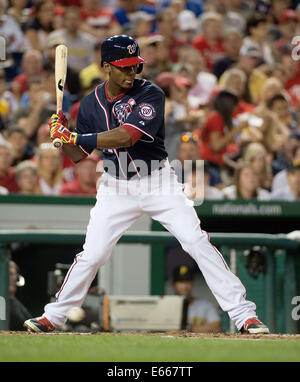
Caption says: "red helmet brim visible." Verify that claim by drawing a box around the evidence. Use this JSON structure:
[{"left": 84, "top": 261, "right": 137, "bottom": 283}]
[{"left": 110, "top": 56, "right": 145, "bottom": 67}]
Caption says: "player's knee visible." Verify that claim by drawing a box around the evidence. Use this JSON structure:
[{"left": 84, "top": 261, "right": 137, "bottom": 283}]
[
  {"left": 82, "top": 247, "right": 109, "bottom": 268},
  {"left": 181, "top": 233, "right": 202, "bottom": 250}
]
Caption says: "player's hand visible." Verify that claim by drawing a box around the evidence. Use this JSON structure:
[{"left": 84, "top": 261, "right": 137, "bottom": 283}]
[
  {"left": 49, "top": 115, "right": 78, "bottom": 145},
  {"left": 51, "top": 125, "right": 78, "bottom": 145},
  {"left": 48, "top": 111, "right": 68, "bottom": 129},
  {"left": 57, "top": 110, "right": 68, "bottom": 128}
]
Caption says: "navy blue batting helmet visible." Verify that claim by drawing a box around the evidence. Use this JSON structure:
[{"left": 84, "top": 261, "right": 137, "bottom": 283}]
[{"left": 101, "top": 35, "right": 145, "bottom": 74}]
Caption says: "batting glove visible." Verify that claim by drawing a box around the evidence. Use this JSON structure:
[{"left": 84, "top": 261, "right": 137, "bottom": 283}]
[
  {"left": 49, "top": 114, "right": 78, "bottom": 145},
  {"left": 51, "top": 124, "right": 78, "bottom": 145},
  {"left": 57, "top": 110, "right": 69, "bottom": 128}
]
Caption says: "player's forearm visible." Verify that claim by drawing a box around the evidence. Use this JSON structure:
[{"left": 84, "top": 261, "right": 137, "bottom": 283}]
[
  {"left": 95, "top": 127, "right": 132, "bottom": 149},
  {"left": 75, "top": 127, "right": 132, "bottom": 149},
  {"left": 62, "top": 145, "right": 87, "bottom": 163}
]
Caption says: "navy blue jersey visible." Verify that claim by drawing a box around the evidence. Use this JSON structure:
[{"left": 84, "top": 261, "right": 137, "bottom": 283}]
[{"left": 75, "top": 78, "right": 168, "bottom": 179}]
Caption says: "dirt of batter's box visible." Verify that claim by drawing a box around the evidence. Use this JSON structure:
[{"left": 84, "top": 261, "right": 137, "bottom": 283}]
[{"left": 1, "top": 330, "right": 300, "bottom": 340}]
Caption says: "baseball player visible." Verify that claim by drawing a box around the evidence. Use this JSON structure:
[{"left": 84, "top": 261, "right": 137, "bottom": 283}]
[{"left": 24, "top": 35, "right": 269, "bottom": 334}]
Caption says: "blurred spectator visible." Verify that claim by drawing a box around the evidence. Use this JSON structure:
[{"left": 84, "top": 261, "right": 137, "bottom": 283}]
[
  {"left": 205, "top": 0, "right": 246, "bottom": 32},
  {"left": 4, "top": 125, "right": 34, "bottom": 166},
  {"left": 9, "top": 261, "right": 32, "bottom": 331},
  {"left": 7, "top": 0, "right": 32, "bottom": 31},
  {"left": 113, "top": 0, "right": 156, "bottom": 29},
  {"left": 43, "top": 33, "right": 82, "bottom": 101},
  {"left": 273, "top": 9, "right": 299, "bottom": 55},
  {"left": 242, "top": 142, "right": 273, "bottom": 190},
  {"left": 192, "top": 12, "right": 225, "bottom": 71},
  {"left": 161, "top": 0, "right": 203, "bottom": 17},
  {"left": 225, "top": 0, "right": 254, "bottom": 20},
  {"left": 140, "top": 35, "right": 171, "bottom": 81},
  {"left": 280, "top": 48, "right": 300, "bottom": 110},
  {"left": 184, "top": 161, "right": 224, "bottom": 200},
  {"left": 12, "top": 49, "right": 44, "bottom": 101},
  {"left": 219, "top": 42, "right": 267, "bottom": 104},
  {"left": 222, "top": 164, "right": 271, "bottom": 200},
  {"left": 171, "top": 133, "right": 199, "bottom": 183},
  {"left": 254, "top": 94, "right": 291, "bottom": 153},
  {"left": 177, "top": 46, "right": 205, "bottom": 79},
  {"left": 177, "top": 9, "right": 199, "bottom": 44},
  {"left": 271, "top": 163, "right": 300, "bottom": 200},
  {"left": 156, "top": 7, "right": 185, "bottom": 63},
  {"left": 255, "top": 76, "right": 284, "bottom": 110},
  {"left": 25, "top": 0, "right": 56, "bottom": 52},
  {"left": 176, "top": 47, "right": 217, "bottom": 108},
  {"left": 0, "top": 69, "right": 18, "bottom": 122},
  {"left": 243, "top": 13, "right": 275, "bottom": 66},
  {"left": 15, "top": 160, "right": 40, "bottom": 194},
  {"left": 79, "top": 41, "right": 106, "bottom": 90},
  {"left": 172, "top": 264, "right": 221, "bottom": 333},
  {"left": 36, "top": 124, "right": 51, "bottom": 146},
  {"left": 266, "top": 93, "right": 298, "bottom": 130},
  {"left": 36, "top": 143, "right": 63, "bottom": 195},
  {"left": 12, "top": 76, "right": 53, "bottom": 141},
  {"left": 198, "top": 90, "right": 245, "bottom": 168},
  {"left": 158, "top": 73, "right": 205, "bottom": 161},
  {"left": 212, "top": 27, "right": 243, "bottom": 79},
  {"left": 0, "top": 141, "right": 19, "bottom": 192},
  {"left": 48, "top": 6, "right": 95, "bottom": 73},
  {"left": 272, "top": 144, "right": 300, "bottom": 192},
  {"left": 60, "top": 155, "right": 98, "bottom": 195},
  {"left": 0, "top": 0, "right": 25, "bottom": 54},
  {"left": 222, "top": 68, "right": 255, "bottom": 116},
  {"left": 272, "top": 132, "right": 300, "bottom": 175},
  {"left": 269, "top": 0, "right": 294, "bottom": 40},
  {"left": 269, "top": 0, "right": 292, "bottom": 25},
  {"left": 80, "top": 0, "right": 121, "bottom": 40},
  {"left": 128, "top": 11, "right": 155, "bottom": 39}
]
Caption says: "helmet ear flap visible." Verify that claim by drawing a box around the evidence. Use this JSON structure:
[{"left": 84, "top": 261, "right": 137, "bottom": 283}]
[{"left": 137, "top": 64, "right": 143, "bottom": 74}]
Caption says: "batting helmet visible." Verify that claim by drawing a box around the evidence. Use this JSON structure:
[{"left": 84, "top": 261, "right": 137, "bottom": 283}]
[{"left": 101, "top": 35, "right": 145, "bottom": 74}]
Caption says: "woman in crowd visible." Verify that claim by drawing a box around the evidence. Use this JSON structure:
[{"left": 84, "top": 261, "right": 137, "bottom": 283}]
[
  {"left": 36, "top": 143, "right": 63, "bottom": 195},
  {"left": 242, "top": 142, "right": 273, "bottom": 190},
  {"left": 25, "top": 1, "right": 56, "bottom": 52},
  {"left": 198, "top": 90, "right": 247, "bottom": 177},
  {"left": 15, "top": 160, "right": 40, "bottom": 194},
  {"left": 222, "top": 163, "right": 271, "bottom": 200}
]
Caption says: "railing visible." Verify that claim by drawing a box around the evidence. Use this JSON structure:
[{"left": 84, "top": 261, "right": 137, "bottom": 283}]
[{"left": 0, "top": 230, "right": 299, "bottom": 332}]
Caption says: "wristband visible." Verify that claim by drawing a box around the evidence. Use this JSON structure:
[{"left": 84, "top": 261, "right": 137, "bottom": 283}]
[{"left": 76, "top": 133, "right": 98, "bottom": 151}]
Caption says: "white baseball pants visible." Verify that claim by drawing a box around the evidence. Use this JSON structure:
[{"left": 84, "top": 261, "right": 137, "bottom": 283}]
[{"left": 44, "top": 161, "right": 257, "bottom": 330}]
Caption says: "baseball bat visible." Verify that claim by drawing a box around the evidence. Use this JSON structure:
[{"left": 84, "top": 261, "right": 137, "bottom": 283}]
[{"left": 53, "top": 44, "right": 68, "bottom": 149}]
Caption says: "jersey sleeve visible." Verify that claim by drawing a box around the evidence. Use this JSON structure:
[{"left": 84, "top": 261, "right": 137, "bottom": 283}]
[{"left": 122, "top": 87, "right": 165, "bottom": 143}]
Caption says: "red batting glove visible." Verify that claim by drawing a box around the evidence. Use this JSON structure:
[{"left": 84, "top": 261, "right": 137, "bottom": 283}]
[
  {"left": 57, "top": 110, "right": 68, "bottom": 128},
  {"left": 49, "top": 114, "right": 78, "bottom": 145},
  {"left": 51, "top": 125, "right": 78, "bottom": 145}
]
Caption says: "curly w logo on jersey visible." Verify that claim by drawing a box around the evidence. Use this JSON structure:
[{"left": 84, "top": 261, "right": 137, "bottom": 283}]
[{"left": 112, "top": 99, "right": 136, "bottom": 125}]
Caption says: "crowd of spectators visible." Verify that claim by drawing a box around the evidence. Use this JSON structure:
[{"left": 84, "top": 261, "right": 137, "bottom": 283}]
[{"left": 0, "top": 0, "right": 300, "bottom": 201}]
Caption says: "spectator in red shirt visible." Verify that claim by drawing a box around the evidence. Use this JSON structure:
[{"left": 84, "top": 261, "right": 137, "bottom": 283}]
[
  {"left": 12, "top": 50, "right": 44, "bottom": 101},
  {"left": 156, "top": 7, "right": 185, "bottom": 63},
  {"left": 80, "top": 0, "right": 121, "bottom": 40},
  {"left": 273, "top": 10, "right": 299, "bottom": 56},
  {"left": 221, "top": 67, "right": 255, "bottom": 116},
  {"left": 0, "top": 141, "right": 19, "bottom": 193},
  {"left": 60, "top": 154, "right": 98, "bottom": 196},
  {"left": 199, "top": 90, "right": 246, "bottom": 166},
  {"left": 192, "top": 12, "right": 225, "bottom": 71}
]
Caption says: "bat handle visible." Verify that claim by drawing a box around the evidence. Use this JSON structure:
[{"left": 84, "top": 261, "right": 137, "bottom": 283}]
[{"left": 53, "top": 137, "right": 63, "bottom": 148}]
